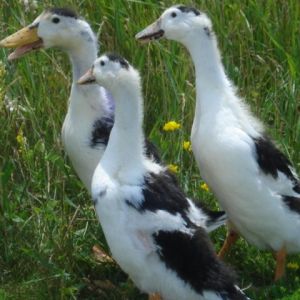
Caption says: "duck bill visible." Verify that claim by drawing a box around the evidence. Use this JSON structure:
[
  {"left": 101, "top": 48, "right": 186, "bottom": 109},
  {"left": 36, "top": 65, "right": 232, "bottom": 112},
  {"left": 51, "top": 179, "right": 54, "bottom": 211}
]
[
  {"left": 135, "top": 19, "right": 164, "bottom": 43},
  {"left": 0, "top": 26, "right": 40, "bottom": 48},
  {"left": 0, "top": 25, "right": 43, "bottom": 61},
  {"left": 77, "top": 69, "right": 96, "bottom": 85}
]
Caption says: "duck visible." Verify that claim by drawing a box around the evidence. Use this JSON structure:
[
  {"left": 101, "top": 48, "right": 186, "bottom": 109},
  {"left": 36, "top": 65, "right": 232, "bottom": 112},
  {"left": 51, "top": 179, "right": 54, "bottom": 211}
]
[
  {"left": 0, "top": 8, "right": 114, "bottom": 192},
  {"left": 77, "top": 53, "right": 250, "bottom": 300},
  {"left": 0, "top": 7, "right": 160, "bottom": 194},
  {"left": 136, "top": 5, "right": 300, "bottom": 281}
]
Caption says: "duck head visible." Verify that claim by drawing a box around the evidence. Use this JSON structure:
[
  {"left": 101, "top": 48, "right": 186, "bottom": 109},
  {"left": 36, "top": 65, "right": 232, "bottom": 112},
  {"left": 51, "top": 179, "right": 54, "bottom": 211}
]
[{"left": 0, "top": 8, "right": 96, "bottom": 60}]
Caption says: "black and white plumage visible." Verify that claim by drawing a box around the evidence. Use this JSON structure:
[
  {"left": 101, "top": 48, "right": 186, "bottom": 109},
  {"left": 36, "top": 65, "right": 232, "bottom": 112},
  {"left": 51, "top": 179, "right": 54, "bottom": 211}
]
[
  {"left": 77, "top": 54, "right": 249, "bottom": 300},
  {"left": 136, "top": 5, "right": 300, "bottom": 278},
  {"left": 0, "top": 8, "right": 160, "bottom": 193}
]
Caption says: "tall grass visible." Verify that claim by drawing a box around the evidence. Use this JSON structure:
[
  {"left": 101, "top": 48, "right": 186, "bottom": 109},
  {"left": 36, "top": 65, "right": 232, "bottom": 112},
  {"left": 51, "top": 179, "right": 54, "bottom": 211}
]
[{"left": 0, "top": 0, "right": 299, "bottom": 299}]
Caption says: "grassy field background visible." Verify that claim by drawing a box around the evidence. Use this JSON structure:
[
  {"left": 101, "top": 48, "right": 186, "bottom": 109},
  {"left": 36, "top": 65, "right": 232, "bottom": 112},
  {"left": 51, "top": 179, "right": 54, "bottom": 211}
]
[{"left": 0, "top": 0, "right": 299, "bottom": 299}]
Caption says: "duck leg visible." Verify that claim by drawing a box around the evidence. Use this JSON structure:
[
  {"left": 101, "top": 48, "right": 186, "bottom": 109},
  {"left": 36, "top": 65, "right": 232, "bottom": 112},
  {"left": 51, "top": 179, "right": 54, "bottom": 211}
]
[
  {"left": 149, "top": 293, "right": 162, "bottom": 300},
  {"left": 274, "top": 246, "right": 286, "bottom": 281},
  {"left": 218, "top": 230, "right": 239, "bottom": 258}
]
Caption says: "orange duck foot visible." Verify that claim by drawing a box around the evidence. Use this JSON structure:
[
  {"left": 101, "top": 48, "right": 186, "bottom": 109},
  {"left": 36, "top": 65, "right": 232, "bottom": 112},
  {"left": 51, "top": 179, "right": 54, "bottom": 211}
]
[
  {"left": 218, "top": 230, "right": 239, "bottom": 259},
  {"left": 274, "top": 246, "right": 287, "bottom": 281}
]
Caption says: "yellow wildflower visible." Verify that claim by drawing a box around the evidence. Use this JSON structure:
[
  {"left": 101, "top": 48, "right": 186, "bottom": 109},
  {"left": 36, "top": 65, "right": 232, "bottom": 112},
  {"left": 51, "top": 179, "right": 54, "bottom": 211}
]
[
  {"left": 163, "top": 121, "right": 181, "bottom": 131},
  {"left": 200, "top": 183, "right": 210, "bottom": 192},
  {"left": 287, "top": 262, "right": 299, "bottom": 270},
  {"left": 183, "top": 141, "right": 192, "bottom": 151},
  {"left": 168, "top": 164, "right": 179, "bottom": 174}
]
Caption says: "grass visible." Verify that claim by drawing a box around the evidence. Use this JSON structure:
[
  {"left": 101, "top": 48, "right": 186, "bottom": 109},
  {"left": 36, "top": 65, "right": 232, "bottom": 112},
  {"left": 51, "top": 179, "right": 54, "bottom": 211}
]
[{"left": 0, "top": 0, "right": 299, "bottom": 299}]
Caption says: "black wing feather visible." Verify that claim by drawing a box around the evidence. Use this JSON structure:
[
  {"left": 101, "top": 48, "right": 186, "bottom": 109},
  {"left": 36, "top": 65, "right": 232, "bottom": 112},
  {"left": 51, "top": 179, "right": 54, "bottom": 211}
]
[
  {"left": 154, "top": 228, "right": 248, "bottom": 299},
  {"left": 254, "top": 136, "right": 299, "bottom": 188}
]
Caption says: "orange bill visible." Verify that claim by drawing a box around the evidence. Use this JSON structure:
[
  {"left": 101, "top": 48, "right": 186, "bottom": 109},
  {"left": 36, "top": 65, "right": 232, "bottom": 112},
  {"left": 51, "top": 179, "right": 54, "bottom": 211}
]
[{"left": 77, "top": 68, "right": 96, "bottom": 85}]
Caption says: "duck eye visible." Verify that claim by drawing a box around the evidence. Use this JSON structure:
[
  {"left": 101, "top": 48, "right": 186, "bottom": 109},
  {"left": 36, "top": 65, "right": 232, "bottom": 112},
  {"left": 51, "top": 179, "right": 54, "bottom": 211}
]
[
  {"left": 100, "top": 60, "right": 105, "bottom": 66},
  {"left": 52, "top": 17, "right": 60, "bottom": 24},
  {"left": 171, "top": 12, "right": 177, "bottom": 18}
]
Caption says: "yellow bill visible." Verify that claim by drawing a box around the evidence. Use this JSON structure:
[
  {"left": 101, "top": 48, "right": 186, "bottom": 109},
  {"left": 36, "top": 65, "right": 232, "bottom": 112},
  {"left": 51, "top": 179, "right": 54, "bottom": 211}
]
[
  {"left": 0, "top": 25, "right": 43, "bottom": 60},
  {"left": 0, "top": 26, "right": 39, "bottom": 48}
]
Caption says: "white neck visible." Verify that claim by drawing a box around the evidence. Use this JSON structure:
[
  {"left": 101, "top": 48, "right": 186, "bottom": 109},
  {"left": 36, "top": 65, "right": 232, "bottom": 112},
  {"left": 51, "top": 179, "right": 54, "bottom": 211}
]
[
  {"left": 102, "top": 82, "right": 144, "bottom": 172},
  {"left": 66, "top": 37, "right": 111, "bottom": 119},
  {"left": 182, "top": 30, "right": 231, "bottom": 127},
  {"left": 68, "top": 38, "right": 97, "bottom": 82},
  {"left": 181, "top": 29, "right": 263, "bottom": 138}
]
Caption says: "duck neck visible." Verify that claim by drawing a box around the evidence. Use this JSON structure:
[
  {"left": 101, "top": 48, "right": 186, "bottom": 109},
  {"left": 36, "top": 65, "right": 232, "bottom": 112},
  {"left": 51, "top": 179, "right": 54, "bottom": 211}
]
[
  {"left": 103, "top": 84, "right": 144, "bottom": 170},
  {"left": 182, "top": 31, "right": 230, "bottom": 126},
  {"left": 66, "top": 39, "right": 112, "bottom": 119},
  {"left": 68, "top": 39, "right": 97, "bottom": 82}
]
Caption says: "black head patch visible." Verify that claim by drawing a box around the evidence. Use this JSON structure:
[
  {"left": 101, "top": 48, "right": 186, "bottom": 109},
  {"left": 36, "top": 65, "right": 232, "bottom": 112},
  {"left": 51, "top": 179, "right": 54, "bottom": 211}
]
[
  {"left": 48, "top": 7, "right": 78, "bottom": 19},
  {"left": 177, "top": 5, "right": 201, "bottom": 16},
  {"left": 107, "top": 53, "right": 129, "bottom": 70}
]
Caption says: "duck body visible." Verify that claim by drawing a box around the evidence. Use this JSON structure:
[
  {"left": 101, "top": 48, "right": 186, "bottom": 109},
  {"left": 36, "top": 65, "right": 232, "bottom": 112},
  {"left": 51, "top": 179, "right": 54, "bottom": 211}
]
[
  {"left": 61, "top": 83, "right": 113, "bottom": 189},
  {"left": 79, "top": 54, "right": 248, "bottom": 300},
  {"left": 93, "top": 163, "right": 245, "bottom": 300},
  {"left": 192, "top": 89, "right": 300, "bottom": 252}
]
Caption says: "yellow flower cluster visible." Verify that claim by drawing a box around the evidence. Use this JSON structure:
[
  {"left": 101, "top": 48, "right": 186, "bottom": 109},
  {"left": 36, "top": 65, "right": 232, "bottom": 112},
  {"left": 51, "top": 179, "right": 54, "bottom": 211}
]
[
  {"left": 287, "top": 262, "right": 299, "bottom": 270},
  {"left": 183, "top": 141, "right": 192, "bottom": 151},
  {"left": 167, "top": 164, "right": 179, "bottom": 173},
  {"left": 163, "top": 121, "right": 181, "bottom": 131},
  {"left": 200, "top": 183, "right": 210, "bottom": 192}
]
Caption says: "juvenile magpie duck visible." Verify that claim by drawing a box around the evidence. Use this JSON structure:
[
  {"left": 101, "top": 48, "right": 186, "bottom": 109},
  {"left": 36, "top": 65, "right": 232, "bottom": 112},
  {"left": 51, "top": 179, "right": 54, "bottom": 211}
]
[
  {"left": 136, "top": 5, "right": 300, "bottom": 280},
  {"left": 0, "top": 8, "right": 159, "bottom": 193},
  {"left": 77, "top": 54, "right": 249, "bottom": 300}
]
